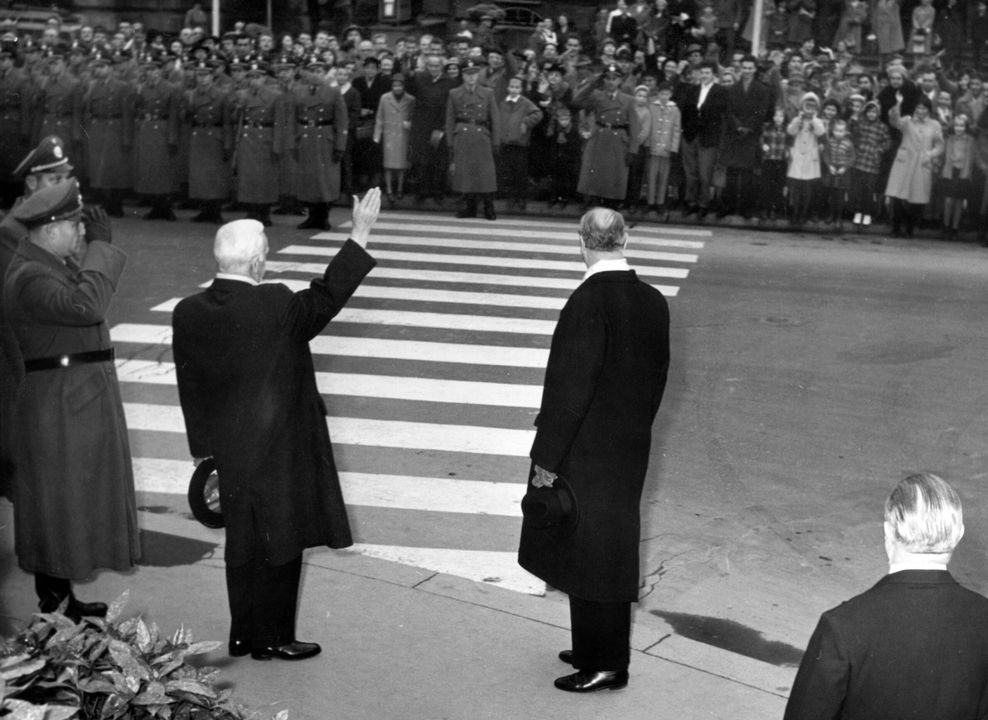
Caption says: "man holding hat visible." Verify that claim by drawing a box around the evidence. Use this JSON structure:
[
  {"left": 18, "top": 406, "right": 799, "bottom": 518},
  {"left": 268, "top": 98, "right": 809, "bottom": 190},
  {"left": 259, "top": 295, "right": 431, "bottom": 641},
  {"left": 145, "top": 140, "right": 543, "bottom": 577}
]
[
  {"left": 293, "top": 56, "right": 349, "bottom": 231},
  {"left": 519, "top": 207, "right": 669, "bottom": 693},
  {"left": 4, "top": 178, "right": 140, "bottom": 620},
  {"left": 445, "top": 57, "right": 500, "bottom": 219}
]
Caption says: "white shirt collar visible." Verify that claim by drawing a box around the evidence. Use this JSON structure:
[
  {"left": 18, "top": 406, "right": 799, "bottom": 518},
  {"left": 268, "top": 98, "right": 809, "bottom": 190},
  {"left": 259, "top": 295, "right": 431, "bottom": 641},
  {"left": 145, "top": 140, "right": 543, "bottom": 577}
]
[
  {"left": 889, "top": 558, "right": 950, "bottom": 574},
  {"left": 215, "top": 272, "right": 258, "bottom": 286},
  {"left": 583, "top": 257, "right": 631, "bottom": 280}
]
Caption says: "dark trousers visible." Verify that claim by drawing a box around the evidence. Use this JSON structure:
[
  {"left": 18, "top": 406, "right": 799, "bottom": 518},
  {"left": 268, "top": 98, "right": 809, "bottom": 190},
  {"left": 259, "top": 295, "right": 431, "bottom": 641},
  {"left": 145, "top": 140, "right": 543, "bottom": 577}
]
[
  {"left": 569, "top": 595, "right": 632, "bottom": 671},
  {"left": 35, "top": 572, "right": 72, "bottom": 608},
  {"left": 759, "top": 159, "right": 787, "bottom": 216},
  {"left": 226, "top": 554, "right": 302, "bottom": 649},
  {"left": 498, "top": 144, "right": 529, "bottom": 201},
  {"left": 414, "top": 141, "right": 449, "bottom": 198},
  {"left": 721, "top": 167, "right": 755, "bottom": 216}
]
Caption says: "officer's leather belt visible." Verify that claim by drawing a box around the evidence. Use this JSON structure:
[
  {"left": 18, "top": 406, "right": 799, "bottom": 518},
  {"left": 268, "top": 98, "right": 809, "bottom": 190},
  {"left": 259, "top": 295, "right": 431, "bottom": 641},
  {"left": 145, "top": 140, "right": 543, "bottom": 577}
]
[
  {"left": 193, "top": 121, "right": 223, "bottom": 127},
  {"left": 456, "top": 118, "right": 487, "bottom": 126},
  {"left": 597, "top": 122, "right": 629, "bottom": 130},
  {"left": 245, "top": 122, "right": 274, "bottom": 128},
  {"left": 302, "top": 120, "right": 334, "bottom": 127},
  {"left": 25, "top": 348, "right": 115, "bottom": 373},
  {"left": 92, "top": 114, "right": 123, "bottom": 119},
  {"left": 140, "top": 114, "right": 167, "bottom": 120}
]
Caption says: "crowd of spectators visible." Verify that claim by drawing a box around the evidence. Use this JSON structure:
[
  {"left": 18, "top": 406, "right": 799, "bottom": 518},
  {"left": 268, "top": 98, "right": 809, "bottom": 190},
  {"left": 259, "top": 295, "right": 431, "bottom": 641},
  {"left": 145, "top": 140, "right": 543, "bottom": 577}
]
[{"left": 1, "top": 0, "right": 987, "bottom": 240}]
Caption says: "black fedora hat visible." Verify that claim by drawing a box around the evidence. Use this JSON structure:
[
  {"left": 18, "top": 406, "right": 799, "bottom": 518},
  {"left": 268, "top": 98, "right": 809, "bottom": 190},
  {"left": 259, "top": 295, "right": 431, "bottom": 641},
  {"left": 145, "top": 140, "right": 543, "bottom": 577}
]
[
  {"left": 188, "top": 457, "right": 224, "bottom": 528},
  {"left": 521, "top": 474, "right": 578, "bottom": 531}
]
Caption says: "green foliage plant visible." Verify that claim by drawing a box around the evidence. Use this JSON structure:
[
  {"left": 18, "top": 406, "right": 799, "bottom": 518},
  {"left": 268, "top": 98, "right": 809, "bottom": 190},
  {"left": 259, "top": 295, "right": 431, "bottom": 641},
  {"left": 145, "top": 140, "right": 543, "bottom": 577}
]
[{"left": 0, "top": 590, "right": 288, "bottom": 720}]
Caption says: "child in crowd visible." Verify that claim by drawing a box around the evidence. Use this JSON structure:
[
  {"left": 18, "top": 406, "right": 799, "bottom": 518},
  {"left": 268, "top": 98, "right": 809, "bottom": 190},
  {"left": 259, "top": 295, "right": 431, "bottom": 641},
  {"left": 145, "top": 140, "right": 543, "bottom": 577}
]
[
  {"left": 645, "top": 81, "right": 681, "bottom": 219},
  {"left": 849, "top": 100, "right": 892, "bottom": 231},
  {"left": 940, "top": 113, "right": 976, "bottom": 240},
  {"left": 821, "top": 118, "right": 856, "bottom": 229},
  {"left": 787, "top": 91, "right": 827, "bottom": 226},
  {"left": 760, "top": 107, "right": 790, "bottom": 220},
  {"left": 496, "top": 76, "right": 544, "bottom": 211},
  {"left": 546, "top": 106, "right": 582, "bottom": 208},
  {"left": 627, "top": 85, "right": 653, "bottom": 212}
]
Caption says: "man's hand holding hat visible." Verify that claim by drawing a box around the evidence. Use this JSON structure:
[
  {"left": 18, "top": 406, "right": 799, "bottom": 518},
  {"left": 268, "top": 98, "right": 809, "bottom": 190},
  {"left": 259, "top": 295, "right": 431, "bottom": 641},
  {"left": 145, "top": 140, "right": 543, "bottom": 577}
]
[{"left": 82, "top": 206, "right": 112, "bottom": 245}]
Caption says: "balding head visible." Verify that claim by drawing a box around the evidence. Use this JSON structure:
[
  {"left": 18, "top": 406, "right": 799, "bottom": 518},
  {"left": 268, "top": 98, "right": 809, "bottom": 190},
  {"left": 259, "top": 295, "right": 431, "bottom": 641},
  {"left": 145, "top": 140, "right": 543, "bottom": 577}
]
[
  {"left": 579, "top": 207, "right": 627, "bottom": 252},
  {"left": 214, "top": 219, "right": 268, "bottom": 281}
]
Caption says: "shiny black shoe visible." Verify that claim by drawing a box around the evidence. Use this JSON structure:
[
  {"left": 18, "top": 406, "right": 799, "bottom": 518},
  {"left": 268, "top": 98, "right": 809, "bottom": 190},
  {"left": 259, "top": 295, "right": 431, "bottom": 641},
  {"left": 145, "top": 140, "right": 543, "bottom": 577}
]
[
  {"left": 250, "top": 640, "right": 321, "bottom": 661},
  {"left": 554, "top": 670, "right": 629, "bottom": 693},
  {"left": 229, "top": 638, "right": 251, "bottom": 657},
  {"left": 558, "top": 649, "right": 574, "bottom": 664},
  {"left": 67, "top": 597, "right": 108, "bottom": 619}
]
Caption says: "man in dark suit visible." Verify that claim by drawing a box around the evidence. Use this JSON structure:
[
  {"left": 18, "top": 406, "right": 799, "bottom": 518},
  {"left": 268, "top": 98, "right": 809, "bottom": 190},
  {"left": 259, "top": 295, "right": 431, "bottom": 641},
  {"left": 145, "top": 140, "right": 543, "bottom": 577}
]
[
  {"left": 785, "top": 473, "right": 988, "bottom": 720},
  {"left": 717, "top": 55, "right": 772, "bottom": 218},
  {"left": 172, "top": 188, "right": 381, "bottom": 661},
  {"left": 679, "top": 59, "right": 728, "bottom": 218},
  {"left": 518, "top": 207, "right": 670, "bottom": 693}
]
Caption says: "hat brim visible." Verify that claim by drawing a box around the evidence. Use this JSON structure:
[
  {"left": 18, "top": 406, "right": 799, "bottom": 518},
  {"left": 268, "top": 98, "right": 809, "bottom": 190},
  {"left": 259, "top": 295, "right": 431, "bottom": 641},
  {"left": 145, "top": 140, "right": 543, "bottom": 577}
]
[
  {"left": 188, "top": 457, "right": 224, "bottom": 528},
  {"left": 521, "top": 474, "right": 578, "bottom": 532}
]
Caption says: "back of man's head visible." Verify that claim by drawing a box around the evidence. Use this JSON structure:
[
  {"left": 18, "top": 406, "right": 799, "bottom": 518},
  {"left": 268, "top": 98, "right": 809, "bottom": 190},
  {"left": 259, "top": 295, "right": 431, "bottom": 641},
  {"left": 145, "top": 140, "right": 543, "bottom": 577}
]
[
  {"left": 579, "top": 207, "right": 626, "bottom": 252},
  {"left": 214, "top": 219, "right": 266, "bottom": 273},
  {"left": 884, "top": 473, "right": 964, "bottom": 554}
]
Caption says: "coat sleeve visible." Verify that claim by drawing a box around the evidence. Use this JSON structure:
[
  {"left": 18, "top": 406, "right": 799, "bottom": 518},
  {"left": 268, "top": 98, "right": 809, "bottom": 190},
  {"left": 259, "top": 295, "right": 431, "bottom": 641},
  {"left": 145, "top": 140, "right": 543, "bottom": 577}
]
[
  {"left": 281, "top": 239, "right": 377, "bottom": 342},
  {"left": 171, "top": 304, "right": 213, "bottom": 459},
  {"left": 783, "top": 613, "right": 849, "bottom": 720},
  {"left": 530, "top": 291, "right": 608, "bottom": 471}
]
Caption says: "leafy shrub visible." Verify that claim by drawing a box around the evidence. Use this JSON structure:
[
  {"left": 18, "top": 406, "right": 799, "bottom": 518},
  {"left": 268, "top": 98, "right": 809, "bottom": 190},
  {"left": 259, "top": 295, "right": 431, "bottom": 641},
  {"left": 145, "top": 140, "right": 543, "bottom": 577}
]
[{"left": 0, "top": 590, "right": 287, "bottom": 720}]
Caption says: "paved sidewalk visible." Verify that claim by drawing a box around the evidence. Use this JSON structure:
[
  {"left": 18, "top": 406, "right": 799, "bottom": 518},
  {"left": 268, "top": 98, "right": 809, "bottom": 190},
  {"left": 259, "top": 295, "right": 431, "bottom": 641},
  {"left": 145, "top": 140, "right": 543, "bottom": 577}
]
[{"left": 0, "top": 498, "right": 791, "bottom": 720}]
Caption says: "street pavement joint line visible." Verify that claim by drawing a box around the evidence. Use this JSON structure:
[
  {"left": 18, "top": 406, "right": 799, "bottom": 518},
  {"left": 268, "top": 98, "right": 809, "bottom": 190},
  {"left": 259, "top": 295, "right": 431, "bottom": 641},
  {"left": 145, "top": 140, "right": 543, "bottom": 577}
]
[
  {"left": 411, "top": 571, "right": 439, "bottom": 590},
  {"left": 642, "top": 652, "right": 791, "bottom": 700}
]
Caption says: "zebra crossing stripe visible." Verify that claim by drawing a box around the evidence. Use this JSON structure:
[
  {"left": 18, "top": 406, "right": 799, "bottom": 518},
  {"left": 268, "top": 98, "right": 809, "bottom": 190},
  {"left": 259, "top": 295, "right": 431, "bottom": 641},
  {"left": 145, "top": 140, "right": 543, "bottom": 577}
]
[
  {"left": 115, "top": 360, "right": 541, "bottom": 408},
  {"left": 288, "top": 237, "right": 700, "bottom": 264},
  {"left": 264, "top": 259, "right": 690, "bottom": 280},
  {"left": 133, "top": 458, "right": 523, "bottom": 516},
  {"left": 112, "top": 324, "right": 550, "bottom": 367},
  {"left": 124, "top": 402, "right": 533, "bottom": 456}
]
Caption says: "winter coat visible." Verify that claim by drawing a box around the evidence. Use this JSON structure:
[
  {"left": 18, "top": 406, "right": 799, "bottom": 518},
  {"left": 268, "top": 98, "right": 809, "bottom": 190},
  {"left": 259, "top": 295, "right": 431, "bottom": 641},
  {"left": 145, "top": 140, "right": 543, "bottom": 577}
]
[
  {"left": 884, "top": 107, "right": 943, "bottom": 203},
  {"left": 374, "top": 90, "right": 415, "bottom": 169}
]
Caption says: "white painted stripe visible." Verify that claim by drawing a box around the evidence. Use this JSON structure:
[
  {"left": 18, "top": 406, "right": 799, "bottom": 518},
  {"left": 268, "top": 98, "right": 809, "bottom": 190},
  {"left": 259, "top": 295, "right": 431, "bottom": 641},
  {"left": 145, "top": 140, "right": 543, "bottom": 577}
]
[
  {"left": 352, "top": 282, "right": 567, "bottom": 310},
  {"left": 286, "top": 239, "right": 698, "bottom": 264},
  {"left": 124, "top": 402, "right": 534, "bottom": 456},
  {"left": 115, "top": 360, "right": 540, "bottom": 407},
  {"left": 132, "top": 458, "right": 523, "bottom": 516},
  {"left": 112, "top": 324, "right": 551, "bottom": 368},
  {"left": 347, "top": 544, "right": 544, "bottom": 595},
  {"left": 277, "top": 246, "right": 694, "bottom": 275},
  {"left": 364, "top": 210, "right": 714, "bottom": 237},
  {"left": 264, "top": 259, "right": 690, "bottom": 280},
  {"left": 325, "top": 221, "right": 708, "bottom": 247}
]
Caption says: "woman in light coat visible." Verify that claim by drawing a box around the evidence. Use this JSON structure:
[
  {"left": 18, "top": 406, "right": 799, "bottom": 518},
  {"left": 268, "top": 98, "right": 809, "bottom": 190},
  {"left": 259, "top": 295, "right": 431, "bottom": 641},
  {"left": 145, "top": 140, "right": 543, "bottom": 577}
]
[
  {"left": 786, "top": 91, "right": 827, "bottom": 225},
  {"left": 373, "top": 74, "right": 416, "bottom": 203},
  {"left": 884, "top": 97, "right": 943, "bottom": 236}
]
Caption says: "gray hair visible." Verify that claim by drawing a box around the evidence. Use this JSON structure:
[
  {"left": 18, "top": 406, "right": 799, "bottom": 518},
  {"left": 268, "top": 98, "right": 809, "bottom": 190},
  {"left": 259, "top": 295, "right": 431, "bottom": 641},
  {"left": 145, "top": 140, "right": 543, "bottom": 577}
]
[
  {"left": 578, "top": 207, "right": 627, "bottom": 251},
  {"left": 214, "top": 219, "right": 266, "bottom": 272},
  {"left": 885, "top": 473, "right": 964, "bottom": 554}
]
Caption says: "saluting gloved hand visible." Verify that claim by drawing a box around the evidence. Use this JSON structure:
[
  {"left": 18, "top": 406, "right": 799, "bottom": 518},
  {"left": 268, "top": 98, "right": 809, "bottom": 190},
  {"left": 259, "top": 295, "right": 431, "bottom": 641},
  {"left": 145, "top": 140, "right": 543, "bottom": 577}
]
[
  {"left": 332, "top": 148, "right": 345, "bottom": 164},
  {"left": 82, "top": 206, "right": 112, "bottom": 245}
]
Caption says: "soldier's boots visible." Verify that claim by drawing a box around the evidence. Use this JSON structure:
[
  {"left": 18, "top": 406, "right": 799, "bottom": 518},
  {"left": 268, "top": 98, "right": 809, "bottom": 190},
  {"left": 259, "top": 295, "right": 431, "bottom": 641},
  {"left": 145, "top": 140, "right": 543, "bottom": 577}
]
[
  {"left": 192, "top": 201, "right": 225, "bottom": 224},
  {"left": 456, "top": 196, "right": 477, "bottom": 219},
  {"left": 483, "top": 196, "right": 496, "bottom": 222},
  {"left": 297, "top": 204, "right": 331, "bottom": 231},
  {"left": 144, "top": 196, "right": 176, "bottom": 221}
]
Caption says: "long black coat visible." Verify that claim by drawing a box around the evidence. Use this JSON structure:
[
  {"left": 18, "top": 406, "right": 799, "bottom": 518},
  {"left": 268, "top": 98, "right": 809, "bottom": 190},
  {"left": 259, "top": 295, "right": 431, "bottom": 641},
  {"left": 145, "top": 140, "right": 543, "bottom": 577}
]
[
  {"left": 720, "top": 79, "right": 773, "bottom": 169},
  {"left": 784, "top": 570, "right": 988, "bottom": 720},
  {"left": 171, "top": 239, "right": 376, "bottom": 568},
  {"left": 680, "top": 82, "right": 729, "bottom": 148},
  {"left": 518, "top": 270, "right": 669, "bottom": 603}
]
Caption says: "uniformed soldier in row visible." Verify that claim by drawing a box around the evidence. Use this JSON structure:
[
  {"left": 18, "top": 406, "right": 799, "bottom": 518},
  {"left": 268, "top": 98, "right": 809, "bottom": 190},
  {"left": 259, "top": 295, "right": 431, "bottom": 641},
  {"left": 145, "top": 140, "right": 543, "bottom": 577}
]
[
  {"left": 186, "top": 59, "right": 232, "bottom": 224},
  {"left": 0, "top": 40, "right": 32, "bottom": 207},
  {"left": 34, "top": 47, "right": 83, "bottom": 173},
  {"left": 445, "top": 58, "right": 499, "bottom": 220},
  {"left": 83, "top": 51, "right": 134, "bottom": 217},
  {"left": 134, "top": 54, "right": 182, "bottom": 220},
  {"left": 294, "top": 56, "right": 348, "bottom": 231}
]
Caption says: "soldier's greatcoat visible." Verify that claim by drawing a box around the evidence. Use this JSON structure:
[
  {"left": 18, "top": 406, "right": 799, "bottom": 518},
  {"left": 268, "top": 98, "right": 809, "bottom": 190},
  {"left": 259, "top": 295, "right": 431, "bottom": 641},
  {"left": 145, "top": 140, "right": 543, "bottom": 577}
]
[
  {"left": 4, "top": 240, "right": 140, "bottom": 578},
  {"left": 234, "top": 84, "right": 287, "bottom": 204},
  {"left": 445, "top": 83, "right": 500, "bottom": 193},
  {"left": 186, "top": 84, "right": 232, "bottom": 200},
  {"left": 134, "top": 79, "right": 181, "bottom": 194},
  {"left": 0, "top": 66, "right": 32, "bottom": 180},
  {"left": 295, "top": 82, "right": 348, "bottom": 203},
  {"left": 84, "top": 77, "right": 135, "bottom": 189},
  {"left": 573, "top": 85, "right": 640, "bottom": 200},
  {"left": 35, "top": 73, "right": 82, "bottom": 148}
]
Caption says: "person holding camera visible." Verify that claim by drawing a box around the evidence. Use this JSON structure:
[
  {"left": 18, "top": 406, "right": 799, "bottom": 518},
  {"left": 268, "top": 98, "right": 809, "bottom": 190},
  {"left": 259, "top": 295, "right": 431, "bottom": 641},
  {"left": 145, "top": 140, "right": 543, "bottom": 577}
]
[{"left": 4, "top": 178, "right": 140, "bottom": 621}]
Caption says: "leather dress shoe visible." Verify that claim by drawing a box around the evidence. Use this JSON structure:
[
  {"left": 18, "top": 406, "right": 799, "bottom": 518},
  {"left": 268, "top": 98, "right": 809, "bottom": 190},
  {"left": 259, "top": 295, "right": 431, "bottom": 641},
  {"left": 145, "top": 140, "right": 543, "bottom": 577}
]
[
  {"left": 554, "top": 669, "right": 629, "bottom": 693},
  {"left": 67, "top": 597, "right": 108, "bottom": 619},
  {"left": 250, "top": 640, "right": 321, "bottom": 661},
  {"left": 558, "top": 649, "right": 574, "bottom": 664},
  {"left": 229, "top": 639, "right": 251, "bottom": 657}
]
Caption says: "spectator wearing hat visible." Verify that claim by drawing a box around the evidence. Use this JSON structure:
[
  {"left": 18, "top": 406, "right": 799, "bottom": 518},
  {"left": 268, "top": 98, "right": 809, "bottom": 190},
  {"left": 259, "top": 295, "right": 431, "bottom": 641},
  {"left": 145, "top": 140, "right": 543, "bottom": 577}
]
[
  {"left": 5, "top": 178, "right": 140, "bottom": 621},
  {"left": 445, "top": 58, "right": 500, "bottom": 219},
  {"left": 406, "top": 54, "right": 455, "bottom": 204},
  {"left": 496, "top": 75, "right": 543, "bottom": 211},
  {"left": 353, "top": 56, "right": 389, "bottom": 191},
  {"left": 0, "top": 42, "right": 32, "bottom": 208},
  {"left": 572, "top": 63, "right": 639, "bottom": 209},
  {"left": 294, "top": 57, "right": 348, "bottom": 231},
  {"left": 185, "top": 59, "right": 232, "bottom": 224},
  {"left": 133, "top": 56, "right": 181, "bottom": 220},
  {"left": 232, "top": 60, "right": 286, "bottom": 227},
  {"left": 679, "top": 59, "right": 728, "bottom": 218},
  {"left": 374, "top": 73, "right": 416, "bottom": 204},
  {"left": 83, "top": 52, "right": 134, "bottom": 218},
  {"left": 33, "top": 47, "right": 82, "bottom": 167}
]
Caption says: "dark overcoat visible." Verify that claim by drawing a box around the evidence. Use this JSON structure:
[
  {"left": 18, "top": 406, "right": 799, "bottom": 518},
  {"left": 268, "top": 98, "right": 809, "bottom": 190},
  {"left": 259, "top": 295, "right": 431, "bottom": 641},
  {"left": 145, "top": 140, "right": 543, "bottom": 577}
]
[
  {"left": 84, "top": 77, "right": 135, "bottom": 190},
  {"left": 784, "top": 570, "right": 988, "bottom": 720},
  {"left": 234, "top": 85, "right": 287, "bottom": 204},
  {"left": 445, "top": 83, "right": 500, "bottom": 193},
  {"left": 133, "top": 80, "right": 180, "bottom": 194},
  {"left": 680, "top": 81, "right": 729, "bottom": 148},
  {"left": 0, "top": 67, "right": 32, "bottom": 179},
  {"left": 573, "top": 86, "right": 641, "bottom": 200},
  {"left": 295, "top": 82, "right": 349, "bottom": 203},
  {"left": 720, "top": 79, "right": 773, "bottom": 169},
  {"left": 518, "top": 270, "right": 669, "bottom": 603},
  {"left": 35, "top": 74, "right": 82, "bottom": 147},
  {"left": 186, "top": 84, "right": 232, "bottom": 200},
  {"left": 4, "top": 240, "right": 140, "bottom": 578},
  {"left": 171, "top": 240, "right": 376, "bottom": 568},
  {"left": 406, "top": 72, "right": 453, "bottom": 165}
]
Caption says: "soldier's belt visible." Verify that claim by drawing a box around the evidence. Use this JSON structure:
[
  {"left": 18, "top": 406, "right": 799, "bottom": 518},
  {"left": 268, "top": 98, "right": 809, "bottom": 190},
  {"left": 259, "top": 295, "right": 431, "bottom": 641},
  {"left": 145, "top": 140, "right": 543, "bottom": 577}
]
[
  {"left": 244, "top": 122, "right": 274, "bottom": 128},
  {"left": 192, "top": 122, "right": 224, "bottom": 127},
  {"left": 25, "top": 348, "right": 115, "bottom": 373},
  {"left": 140, "top": 114, "right": 167, "bottom": 121},
  {"left": 597, "top": 122, "right": 629, "bottom": 130},
  {"left": 91, "top": 114, "right": 123, "bottom": 119},
  {"left": 301, "top": 120, "right": 334, "bottom": 127},
  {"left": 456, "top": 118, "right": 487, "bottom": 126}
]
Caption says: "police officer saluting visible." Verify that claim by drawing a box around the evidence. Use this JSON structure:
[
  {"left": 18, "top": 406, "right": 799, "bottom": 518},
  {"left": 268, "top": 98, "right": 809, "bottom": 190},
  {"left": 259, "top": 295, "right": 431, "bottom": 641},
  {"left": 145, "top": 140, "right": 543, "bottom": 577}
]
[{"left": 295, "top": 56, "right": 348, "bottom": 231}]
